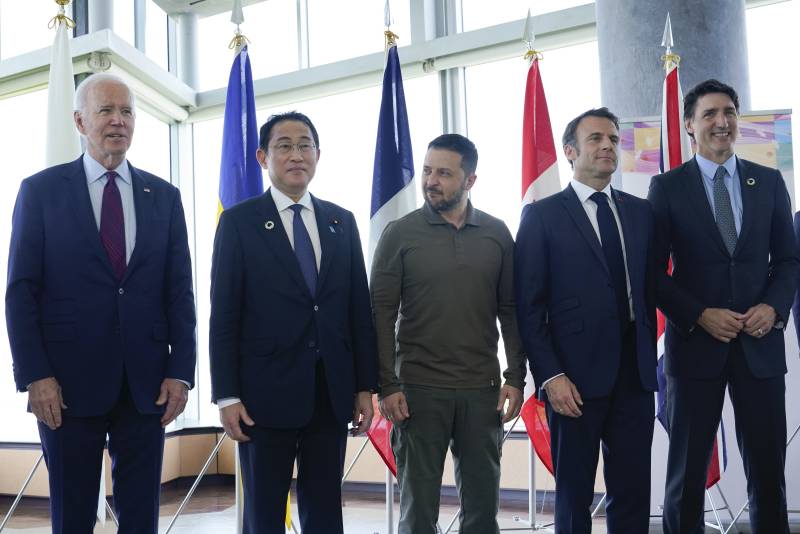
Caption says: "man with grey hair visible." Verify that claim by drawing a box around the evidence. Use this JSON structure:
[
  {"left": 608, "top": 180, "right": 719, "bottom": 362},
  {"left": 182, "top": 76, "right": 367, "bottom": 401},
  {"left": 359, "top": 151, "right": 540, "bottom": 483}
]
[{"left": 6, "top": 73, "right": 196, "bottom": 533}]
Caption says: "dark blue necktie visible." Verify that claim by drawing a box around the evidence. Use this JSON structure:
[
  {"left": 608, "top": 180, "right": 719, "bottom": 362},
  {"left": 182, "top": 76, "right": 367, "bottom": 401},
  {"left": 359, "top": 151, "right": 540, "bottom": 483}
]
[
  {"left": 590, "top": 192, "right": 630, "bottom": 325},
  {"left": 290, "top": 204, "right": 317, "bottom": 296}
]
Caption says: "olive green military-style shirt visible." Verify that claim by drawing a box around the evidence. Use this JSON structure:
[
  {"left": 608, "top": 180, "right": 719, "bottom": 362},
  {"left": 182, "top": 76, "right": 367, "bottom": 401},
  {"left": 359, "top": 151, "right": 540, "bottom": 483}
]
[{"left": 371, "top": 201, "right": 526, "bottom": 397}]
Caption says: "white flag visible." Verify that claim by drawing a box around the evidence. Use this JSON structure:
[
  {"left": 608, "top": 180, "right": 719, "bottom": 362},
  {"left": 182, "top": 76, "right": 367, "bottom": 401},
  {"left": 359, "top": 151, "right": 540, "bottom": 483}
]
[{"left": 45, "top": 22, "right": 81, "bottom": 167}]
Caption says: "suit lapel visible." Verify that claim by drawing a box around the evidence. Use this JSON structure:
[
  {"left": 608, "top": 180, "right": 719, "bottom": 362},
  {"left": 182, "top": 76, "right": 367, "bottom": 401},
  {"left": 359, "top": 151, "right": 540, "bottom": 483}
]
[
  {"left": 734, "top": 157, "right": 755, "bottom": 254},
  {"left": 64, "top": 156, "right": 117, "bottom": 279},
  {"left": 684, "top": 158, "right": 730, "bottom": 256},
  {"left": 560, "top": 184, "right": 609, "bottom": 278},
  {"left": 122, "top": 164, "right": 152, "bottom": 282},
  {"left": 254, "top": 191, "right": 310, "bottom": 295},
  {"left": 313, "top": 195, "right": 338, "bottom": 292},
  {"left": 612, "top": 188, "right": 639, "bottom": 290}
]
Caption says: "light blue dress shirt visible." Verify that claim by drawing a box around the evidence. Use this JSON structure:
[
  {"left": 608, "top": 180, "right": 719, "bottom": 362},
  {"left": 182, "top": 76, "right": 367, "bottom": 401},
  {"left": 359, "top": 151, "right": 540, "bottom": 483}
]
[
  {"left": 696, "top": 153, "right": 743, "bottom": 236},
  {"left": 83, "top": 153, "right": 137, "bottom": 263}
]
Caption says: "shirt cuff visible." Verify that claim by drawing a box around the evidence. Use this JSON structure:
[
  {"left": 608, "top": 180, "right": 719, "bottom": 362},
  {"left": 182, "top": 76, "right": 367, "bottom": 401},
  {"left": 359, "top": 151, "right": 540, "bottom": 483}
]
[
  {"left": 217, "top": 397, "right": 242, "bottom": 409},
  {"left": 540, "top": 373, "right": 565, "bottom": 391},
  {"left": 170, "top": 378, "right": 191, "bottom": 389}
]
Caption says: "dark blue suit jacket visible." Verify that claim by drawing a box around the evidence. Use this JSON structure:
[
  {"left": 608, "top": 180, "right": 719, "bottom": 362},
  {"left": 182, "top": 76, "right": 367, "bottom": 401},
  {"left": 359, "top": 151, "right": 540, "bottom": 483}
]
[
  {"left": 515, "top": 184, "right": 658, "bottom": 399},
  {"left": 209, "top": 189, "right": 377, "bottom": 428},
  {"left": 6, "top": 156, "right": 197, "bottom": 417},
  {"left": 649, "top": 157, "right": 799, "bottom": 379},
  {"left": 792, "top": 212, "right": 800, "bottom": 347}
]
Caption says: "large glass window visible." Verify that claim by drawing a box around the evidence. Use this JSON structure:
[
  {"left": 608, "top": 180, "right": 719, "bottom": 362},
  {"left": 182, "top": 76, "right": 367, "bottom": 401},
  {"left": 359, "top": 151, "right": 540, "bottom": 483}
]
[
  {"left": 113, "top": 0, "right": 136, "bottom": 45},
  {"left": 197, "top": 0, "right": 299, "bottom": 91},
  {"left": 127, "top": 107, "right": 172, "bottom": 179},
  {"left": 307, "top": 0, "right": 411, "bottom": 67},
  {"left": 461, "top": 0, "right": 592, "bottom": 33},
  {"left": 144, "top": 0, "right": 169, "bottom": 71},
  {"left": 0, "top": 89, "right": 50, "bottom": 442},
  {"left": 0, "top": 0, "right": 72, "bottom": 60},
  {"left": 191, "top": 73, "right": 441, "bottom": 423}
]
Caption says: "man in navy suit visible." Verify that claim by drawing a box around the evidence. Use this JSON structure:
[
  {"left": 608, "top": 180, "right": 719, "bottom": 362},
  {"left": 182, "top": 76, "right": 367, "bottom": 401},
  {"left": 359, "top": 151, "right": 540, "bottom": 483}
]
[
  {"left": 516, "top": 108, "right": 657, "bottom": 533},
  {"left": 6, "top": 73, "right": 196, "bottom": 533},
  {"left": 650, "top": 79, "right": 798, "bottom": 534},
  {"left": 209, "top": 111, "right": 377, "bottom": 534}
]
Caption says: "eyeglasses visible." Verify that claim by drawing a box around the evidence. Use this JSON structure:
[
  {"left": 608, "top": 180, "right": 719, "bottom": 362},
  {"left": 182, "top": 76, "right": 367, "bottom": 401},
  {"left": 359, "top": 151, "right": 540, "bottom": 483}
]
[{"left": 271, "top": 142, "right": 317, "bottom": 155}]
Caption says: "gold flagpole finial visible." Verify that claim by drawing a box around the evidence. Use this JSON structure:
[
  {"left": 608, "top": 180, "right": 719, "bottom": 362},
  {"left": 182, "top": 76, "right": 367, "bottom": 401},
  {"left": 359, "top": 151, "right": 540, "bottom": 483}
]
[
  {"left": 384, "top": 29, "right": 399, "bottom": 48},
  {"left": 228, "top": 27, "right": 250, "bottom": 50},
  {"left": 49, "top": 0, "right": 76, "bottom": 30}
]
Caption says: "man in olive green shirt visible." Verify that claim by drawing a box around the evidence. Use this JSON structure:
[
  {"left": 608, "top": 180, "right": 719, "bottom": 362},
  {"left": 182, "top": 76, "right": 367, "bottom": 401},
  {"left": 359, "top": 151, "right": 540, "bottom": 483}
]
[{"left": 371, "top": 134, "right": 526, "bottom": 534}]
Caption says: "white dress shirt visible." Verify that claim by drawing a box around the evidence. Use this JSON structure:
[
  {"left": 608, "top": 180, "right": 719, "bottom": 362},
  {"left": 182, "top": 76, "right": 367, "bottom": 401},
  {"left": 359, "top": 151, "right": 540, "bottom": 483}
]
[{"left": 218, "top": 186, "right": 321, "bottom": 409}]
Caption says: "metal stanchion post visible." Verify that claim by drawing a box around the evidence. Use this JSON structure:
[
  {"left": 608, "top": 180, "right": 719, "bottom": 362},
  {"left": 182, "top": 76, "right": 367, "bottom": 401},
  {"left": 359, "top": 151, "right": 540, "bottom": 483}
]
[{"left": 386, "top": 467, "right": 394, "bottom": 534}]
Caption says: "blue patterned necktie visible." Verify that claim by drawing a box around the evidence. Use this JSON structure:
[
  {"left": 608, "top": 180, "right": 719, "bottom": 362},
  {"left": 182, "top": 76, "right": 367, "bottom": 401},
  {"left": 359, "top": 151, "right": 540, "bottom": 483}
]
[
  {"left": 99, "top": 171, "right": 126, "bottom": 281},
  {"left": 712, "top": 166, "right": 738, "bottom": 255},
  {"left": 590, "top": 192, "right": 630, "bottom": 325},
  {"left": 289, "top": 204, "right": 317, "bottom": 295}
]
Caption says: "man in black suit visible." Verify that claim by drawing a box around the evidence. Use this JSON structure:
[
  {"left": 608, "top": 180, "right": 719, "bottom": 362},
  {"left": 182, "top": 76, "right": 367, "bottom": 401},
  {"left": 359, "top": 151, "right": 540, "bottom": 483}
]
[
  {"left": 649, "top": 79, "right": 799, "bottom": 534},
  {"left": 209, "top": 111, "right": 378, "bottom": 534},
  {"left": 516, "top": 108, "right": 657, "bottom": 533}
]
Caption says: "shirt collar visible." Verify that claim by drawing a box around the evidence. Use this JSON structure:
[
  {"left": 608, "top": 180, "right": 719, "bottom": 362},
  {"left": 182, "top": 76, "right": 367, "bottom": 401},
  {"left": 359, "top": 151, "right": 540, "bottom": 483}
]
[
  {"left": 422, "top": 200, "right": 480, "bottom": 227},
  {"left": 696, "top": 152, "right": 737, "bottom": 181},
  {"left": 570, "top": 178, "right": 613, "bottom": 204},
  {"left": 270, "top": 186, "right": 313, "bottom": 213},
  {"left": 83, "top": 153, "right": 132, "bottom": 185}
]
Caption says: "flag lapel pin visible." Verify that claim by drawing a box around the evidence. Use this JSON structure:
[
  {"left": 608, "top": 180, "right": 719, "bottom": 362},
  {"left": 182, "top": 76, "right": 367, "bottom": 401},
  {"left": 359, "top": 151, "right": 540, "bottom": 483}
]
[{"left": 143, "top": 187, "right": 151, "bottom": 193}]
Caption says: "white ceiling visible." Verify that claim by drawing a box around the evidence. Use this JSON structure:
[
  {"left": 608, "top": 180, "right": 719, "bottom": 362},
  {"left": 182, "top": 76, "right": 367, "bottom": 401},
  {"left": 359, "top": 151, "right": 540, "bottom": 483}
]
[{"left": 152, "top": 0, "right": 265, "bottom": 18}]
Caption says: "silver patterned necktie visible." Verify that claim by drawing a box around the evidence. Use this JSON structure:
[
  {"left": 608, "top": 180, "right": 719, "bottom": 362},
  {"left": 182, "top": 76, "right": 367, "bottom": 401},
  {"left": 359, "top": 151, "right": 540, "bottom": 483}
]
[{"left": 713, "top": 165, "right": 737, "bottom": 255}]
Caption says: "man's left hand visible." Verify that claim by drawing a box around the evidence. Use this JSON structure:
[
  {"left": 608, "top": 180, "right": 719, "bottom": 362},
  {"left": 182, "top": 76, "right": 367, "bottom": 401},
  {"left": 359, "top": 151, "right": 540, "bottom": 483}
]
[
  {"left": 156, "top": 378, "right": 189, "bottom": 427},
  {"left": 351, "top": 391, "right": 374, "bottom": 436},
  {"left": 742, "top": 303, "right": 776, "bottom": 338},
  {"left": 497, "top": 385, "right": 523, "bottom": 424}
]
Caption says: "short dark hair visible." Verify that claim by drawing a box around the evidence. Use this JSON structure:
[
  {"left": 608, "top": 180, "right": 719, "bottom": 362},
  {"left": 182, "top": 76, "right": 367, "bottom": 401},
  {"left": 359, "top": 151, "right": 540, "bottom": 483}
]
[
  {"left": 561, "top": 108, "right": 620, "bottom": 169},
  {"left": 683, "top": 79, "right": 739, "bottom": 122},
  {"left": 427, "top": 134, "right": 478, "bottom": 176},
  {"left": 562, "top": 107, "right": 620, "bottom": 149},
  {"left": 259, "top": 111, "right": 320, "bottom": 151}
]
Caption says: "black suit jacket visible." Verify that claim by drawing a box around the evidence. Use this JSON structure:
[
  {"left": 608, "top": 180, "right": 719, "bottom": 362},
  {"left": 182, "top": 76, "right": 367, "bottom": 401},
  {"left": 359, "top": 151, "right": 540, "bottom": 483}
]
[
  {"left": 649, "top": 157, "right": 799, "bottom": 379},
  {"left": 209, "top": 189, "right": 377, "bottom": 428},
  {"left": 515, "top": 184, "right": 658, "bottom": 399}
]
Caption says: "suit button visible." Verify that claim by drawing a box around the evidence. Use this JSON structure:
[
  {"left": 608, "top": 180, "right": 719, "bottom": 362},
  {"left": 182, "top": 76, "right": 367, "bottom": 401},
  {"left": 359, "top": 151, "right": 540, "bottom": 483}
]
[
  {"left": 118, "top": 288, "right": 124, "bottom": 295},
  {"left": 313, "top": 305, "right": 319, "bottom": 311},
  {"left": 308, "top": 340, "right": 316, "bottom": 348}
]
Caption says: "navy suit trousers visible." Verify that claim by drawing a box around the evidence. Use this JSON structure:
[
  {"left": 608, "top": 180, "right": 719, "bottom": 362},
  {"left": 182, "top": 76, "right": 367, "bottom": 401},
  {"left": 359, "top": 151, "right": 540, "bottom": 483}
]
[
  {"left": 238, "top": 362, "right": 348, "bottom": 534},
  {"left": 546, "top": 326, "right": 655, "bottom": 534},
  {"left": 38, "top": 378, "right": 165, "bottom": 534}
]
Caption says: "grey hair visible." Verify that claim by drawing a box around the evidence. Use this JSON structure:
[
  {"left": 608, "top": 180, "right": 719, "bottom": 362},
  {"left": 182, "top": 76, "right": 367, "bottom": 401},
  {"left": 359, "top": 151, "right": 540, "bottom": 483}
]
[{"left": 74, "top": 73, "right": 136, "bottom": 114}]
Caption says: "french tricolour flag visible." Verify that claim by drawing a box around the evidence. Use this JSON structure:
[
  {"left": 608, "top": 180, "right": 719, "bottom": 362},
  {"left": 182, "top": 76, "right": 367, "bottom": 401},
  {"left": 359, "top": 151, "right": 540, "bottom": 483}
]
[{"left": 368, "top": 44, "right": 415, "bottom": 266}]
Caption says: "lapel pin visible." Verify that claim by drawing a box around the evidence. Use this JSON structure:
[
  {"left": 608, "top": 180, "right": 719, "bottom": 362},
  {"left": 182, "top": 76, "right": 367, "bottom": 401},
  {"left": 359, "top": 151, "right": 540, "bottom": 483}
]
[
  {"left": 265, "top": 220, "right": 275, "bottom": 230},
  {"left": 746, "top": 178, "right": 756, "bottom": 186},
  {"left": 143, "top": 188, "right": 151, "bottom": 193}
]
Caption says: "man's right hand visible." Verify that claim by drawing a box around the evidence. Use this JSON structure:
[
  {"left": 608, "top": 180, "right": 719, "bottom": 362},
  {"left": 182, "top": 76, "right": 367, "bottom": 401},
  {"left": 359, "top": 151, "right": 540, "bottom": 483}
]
[
  {"left": 698, "top": 307, "right": 745, "bottom": 342},
  {"left": 379, "top": 392, "right": 410, "bottom": 424},
  {"left": 219, "top": 402, "right": 255, "bottom": 442},
  {"left": 29, "top": 377, "right": 67, "bottom": 430},
  {"left": 544, "top": 375, "right": 583, "bottom": 418}
]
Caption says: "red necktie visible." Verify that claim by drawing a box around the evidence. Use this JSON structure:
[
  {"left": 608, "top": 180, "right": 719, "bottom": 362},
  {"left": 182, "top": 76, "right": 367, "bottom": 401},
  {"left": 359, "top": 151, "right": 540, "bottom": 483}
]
[{"left": 99, "top": 171, "right": 126, "bottom": 280}]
